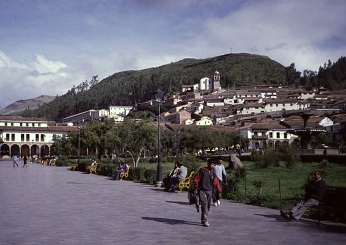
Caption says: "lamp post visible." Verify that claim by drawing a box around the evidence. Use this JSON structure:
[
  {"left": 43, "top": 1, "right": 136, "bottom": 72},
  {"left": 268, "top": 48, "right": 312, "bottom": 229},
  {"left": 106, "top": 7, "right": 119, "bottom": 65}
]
[
  {"left": 78, "top": 122, "right": 81, "bottom": 166},
  {"left": 154, "top": 88, "right": 164, "bottom": 187}
]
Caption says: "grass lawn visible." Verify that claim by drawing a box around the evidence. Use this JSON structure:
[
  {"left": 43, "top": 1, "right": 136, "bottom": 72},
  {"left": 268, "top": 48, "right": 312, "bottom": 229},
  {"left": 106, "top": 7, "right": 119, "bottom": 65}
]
[{"left": 229, "top": 161, "right": 346, "bottom": 210}]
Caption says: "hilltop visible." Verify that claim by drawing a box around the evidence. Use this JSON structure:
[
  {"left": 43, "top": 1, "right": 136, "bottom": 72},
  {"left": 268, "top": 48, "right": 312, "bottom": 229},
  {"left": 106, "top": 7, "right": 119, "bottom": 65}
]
[{"left": 0, "top": 95, "right": 56, "bottom": 116}]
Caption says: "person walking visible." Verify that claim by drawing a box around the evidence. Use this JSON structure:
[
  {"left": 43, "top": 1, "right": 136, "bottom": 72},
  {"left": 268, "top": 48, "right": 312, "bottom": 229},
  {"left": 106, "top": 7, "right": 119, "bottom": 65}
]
[
  {"left": 280, "top": 170, "right": 327, "bottom": 221},
  {"left": 23, "top": 155, "right": 28, "bottom": 167},
  {"left": 13, "top": 155, "right": 19, "bottom": 167},
  {"left": 212, "top": 156, "right": 227, "bottom": 206},
  {"left": 193, "top": 158, "right": 221, "bottom": 227}
]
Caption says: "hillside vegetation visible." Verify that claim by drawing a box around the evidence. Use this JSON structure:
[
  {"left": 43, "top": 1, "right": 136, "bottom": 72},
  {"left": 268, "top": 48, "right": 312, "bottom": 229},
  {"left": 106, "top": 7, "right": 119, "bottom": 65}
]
[{"left": 21, "top": 53, "right": 286, "bottom": 121}]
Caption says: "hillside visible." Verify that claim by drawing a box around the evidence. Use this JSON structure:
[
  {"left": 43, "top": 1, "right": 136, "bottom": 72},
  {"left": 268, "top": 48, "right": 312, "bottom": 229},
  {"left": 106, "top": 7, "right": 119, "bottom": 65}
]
[
  {"left": 0, "top": 95, "right": 56, "bottom": 116},
  {"left": 22, "top": 53, "right": 286, "bottom": 121}
]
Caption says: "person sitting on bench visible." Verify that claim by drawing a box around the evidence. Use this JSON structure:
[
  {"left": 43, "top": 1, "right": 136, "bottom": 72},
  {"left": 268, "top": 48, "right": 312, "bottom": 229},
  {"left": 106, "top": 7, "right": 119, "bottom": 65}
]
[
  {"left": 280, "top": 170, "right": 327, "bottom": 221},
  {"left": 163, "top": 162, "right": 179, "bottom": 189},
  {"left": 114, "top": 162, "right": 129, "bottom": 180},
  {"left": 164, "top": 161, "right": 187, "bottom": 192}
]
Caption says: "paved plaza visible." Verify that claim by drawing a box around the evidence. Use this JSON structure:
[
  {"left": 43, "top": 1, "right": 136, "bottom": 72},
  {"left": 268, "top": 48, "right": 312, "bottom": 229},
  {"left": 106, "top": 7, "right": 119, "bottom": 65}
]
[{"left": 0, "top": 160, "right": 345, "bottom": 245}]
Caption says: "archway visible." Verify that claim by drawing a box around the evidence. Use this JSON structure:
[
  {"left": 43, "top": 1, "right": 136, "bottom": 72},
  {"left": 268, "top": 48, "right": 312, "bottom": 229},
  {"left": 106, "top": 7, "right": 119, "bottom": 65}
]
[
  {"left": 1, "top": 144, "right": 10, "bottom": 157},
  {"left": 11, "top": 144, "right": 20, "bottom": 157},
  {"left": 40, "top": 145, "right": 50, "bottom": 157},
  {"left": 21, "top": 144, "right": 30, "bottom": 157}
]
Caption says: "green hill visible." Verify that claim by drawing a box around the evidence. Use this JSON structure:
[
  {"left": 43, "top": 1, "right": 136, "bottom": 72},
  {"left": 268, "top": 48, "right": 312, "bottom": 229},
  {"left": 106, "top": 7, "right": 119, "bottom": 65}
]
[{"left": 22, "top": 53, "right": 286, "bottom": 121}]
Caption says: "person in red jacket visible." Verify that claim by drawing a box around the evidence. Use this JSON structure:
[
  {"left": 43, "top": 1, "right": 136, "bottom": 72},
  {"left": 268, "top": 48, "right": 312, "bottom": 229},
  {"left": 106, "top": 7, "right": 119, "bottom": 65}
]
[{"left": 193, "top": 158, "right": 222, "bottom": 227}]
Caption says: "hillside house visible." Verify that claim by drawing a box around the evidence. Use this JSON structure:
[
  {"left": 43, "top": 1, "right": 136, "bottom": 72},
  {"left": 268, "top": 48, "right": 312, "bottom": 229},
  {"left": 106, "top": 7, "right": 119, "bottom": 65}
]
[
  {"left": 164, "top": 110, "right": 191, "bottom": 124},
  {"left": 195, "top": 116, "right": 213, "bottom": 126}
]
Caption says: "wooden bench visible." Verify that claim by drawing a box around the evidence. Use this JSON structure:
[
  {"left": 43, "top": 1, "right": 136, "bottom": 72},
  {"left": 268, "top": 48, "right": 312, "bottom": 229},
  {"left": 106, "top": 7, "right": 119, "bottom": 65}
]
[
  {"left": 71, "top": 163, "right": 78, "bottom": 171},
  {"left": 178, "top": 171, "right": 194, "bottom": 192},
  {"left": 86, "top": 163, "right": 98, "bottom": 174},
  {"left": 50, "top": 159, "right": 56, "bottom": 166},
  {"left": 307, "top": 186, "right": 346, "bottom": 223},
  {"left": 120, "top": 167, "right": 130, "bottom": 181}
]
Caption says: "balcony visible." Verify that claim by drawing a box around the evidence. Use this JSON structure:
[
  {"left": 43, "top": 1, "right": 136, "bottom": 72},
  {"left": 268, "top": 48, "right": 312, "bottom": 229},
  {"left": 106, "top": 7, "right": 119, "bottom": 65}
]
[{"left": 252, "top": 135, "right": 268, "bottom": 140}]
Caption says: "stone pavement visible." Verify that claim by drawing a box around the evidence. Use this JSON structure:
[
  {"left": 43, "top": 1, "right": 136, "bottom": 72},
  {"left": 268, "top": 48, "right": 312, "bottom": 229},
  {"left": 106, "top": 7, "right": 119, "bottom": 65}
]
[{"left": 0, "top": 160, "right": 345, "bottom": 245}]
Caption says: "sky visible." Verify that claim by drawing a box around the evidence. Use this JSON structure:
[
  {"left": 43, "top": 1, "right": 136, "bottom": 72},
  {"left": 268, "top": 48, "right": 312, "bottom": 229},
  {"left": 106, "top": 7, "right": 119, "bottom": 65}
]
[{"left": 0, "top": 0, "right": 345, "bottom": 109}]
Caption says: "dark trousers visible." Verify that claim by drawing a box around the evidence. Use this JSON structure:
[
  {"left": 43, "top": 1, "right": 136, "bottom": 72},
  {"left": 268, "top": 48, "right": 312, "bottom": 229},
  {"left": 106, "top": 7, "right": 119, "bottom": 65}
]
[
  {"left": 199, "top": 190, "right": 212, "bottom": 222},
  {"left": 167, "top": 177, "right": 180, "bottom": 191}
]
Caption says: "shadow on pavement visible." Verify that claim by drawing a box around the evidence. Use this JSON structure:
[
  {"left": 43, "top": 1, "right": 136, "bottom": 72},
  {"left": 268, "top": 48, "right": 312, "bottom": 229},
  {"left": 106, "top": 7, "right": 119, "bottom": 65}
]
[
  {"left": 254, "top": 213, "right": 285, "bottom": 222},
  {"left": 142, "top": 217, "right": 200, "bottom": 226},
  {"left": 165, "top": 200, "right": 190, "bottom": 206}
]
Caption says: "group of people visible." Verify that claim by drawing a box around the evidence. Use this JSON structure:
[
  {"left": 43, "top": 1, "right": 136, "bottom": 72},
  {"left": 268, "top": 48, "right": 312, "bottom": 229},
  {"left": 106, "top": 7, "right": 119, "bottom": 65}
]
[
  {"left": 163, "top": 161, "right": 187, "bottom": 192},
  {"left": 193, "top": 157, "right": 227, "bottom": 227},
  {"left": 163, "top": 157, "right": 326, "bottom": 228},
  {"left": 113, "top": 161, "right": 129, "bottom": 180},
  {"left": 12, "top": 155, "right": 28, "bottom": 167},
  {"left": 163, "top": 157, "right": 228, "bottom": 227}
]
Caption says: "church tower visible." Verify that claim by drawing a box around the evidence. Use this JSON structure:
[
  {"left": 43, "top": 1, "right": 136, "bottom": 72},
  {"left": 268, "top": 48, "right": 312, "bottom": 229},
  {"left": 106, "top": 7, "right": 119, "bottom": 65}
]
[{"left": 213, "top": 71, "right": 221, "bottom": 91}]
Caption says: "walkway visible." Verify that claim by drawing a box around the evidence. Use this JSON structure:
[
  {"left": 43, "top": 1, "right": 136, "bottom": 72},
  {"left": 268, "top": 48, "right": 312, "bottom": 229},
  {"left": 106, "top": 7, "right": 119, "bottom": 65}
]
[{"left": 0, "top": 161, "right": 345, "bottom": 245}]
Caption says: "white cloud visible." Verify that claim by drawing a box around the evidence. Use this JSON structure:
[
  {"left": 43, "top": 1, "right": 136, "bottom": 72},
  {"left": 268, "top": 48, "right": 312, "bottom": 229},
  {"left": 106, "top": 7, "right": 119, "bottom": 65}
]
[
  {"left": 0, "top": 50, "right": 84, "bottom": 109},
  {"left": 33, "top": 54, "right": 67, "bottom": 74},
  {"left": 0, "top": 50, "right": 27, "bottom": 70}
]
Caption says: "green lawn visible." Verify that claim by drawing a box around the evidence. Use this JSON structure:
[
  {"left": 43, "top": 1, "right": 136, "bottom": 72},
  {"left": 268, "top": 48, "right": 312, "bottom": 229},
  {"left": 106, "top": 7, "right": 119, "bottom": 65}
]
[{"left": 229, "top": 161, "right": 346, "bottom": 209}]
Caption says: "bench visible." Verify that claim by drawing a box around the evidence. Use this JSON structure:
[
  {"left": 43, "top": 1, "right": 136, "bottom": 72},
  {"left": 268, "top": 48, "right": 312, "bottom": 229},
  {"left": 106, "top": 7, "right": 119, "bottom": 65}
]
[
  {"left": 50, "top": 159, "right": 56, "bottom": 166},
  {"left": 71, "top": 163, "right": 78, "bottom": 171},
  {"left": 120, "top": 167, "right": 130, "bottom": 181},
  {"left": 178, "top": 171, "right": 194, "bottom": 192},
  {"left": 307, "top": 186, "right": 346, "bottom": 223},
  {"left": 86, "top": 163, "right": 98, "bottom": 174}
]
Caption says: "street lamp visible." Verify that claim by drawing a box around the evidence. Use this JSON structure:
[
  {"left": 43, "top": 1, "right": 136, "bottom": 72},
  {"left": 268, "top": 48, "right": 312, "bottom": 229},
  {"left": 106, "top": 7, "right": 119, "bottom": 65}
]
[
  {"left": 78, "top": 122, "right": 81, "bottom": 167},
  {"left": 154, "top": 88, "right": 164, "bottom": 187}
]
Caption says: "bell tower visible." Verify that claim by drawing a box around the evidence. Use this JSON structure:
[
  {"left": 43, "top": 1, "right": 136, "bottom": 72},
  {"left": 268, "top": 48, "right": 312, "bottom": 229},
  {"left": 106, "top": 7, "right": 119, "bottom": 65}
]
[{"left": 213, "top": 71, "right": 221, "bottom": 91}]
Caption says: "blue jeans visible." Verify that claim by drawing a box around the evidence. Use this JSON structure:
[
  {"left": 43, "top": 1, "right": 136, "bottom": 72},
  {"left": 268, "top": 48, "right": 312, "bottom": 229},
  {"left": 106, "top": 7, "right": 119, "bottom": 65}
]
[{"left": 290, "top": 198, "right": 319, "bottom": 220}]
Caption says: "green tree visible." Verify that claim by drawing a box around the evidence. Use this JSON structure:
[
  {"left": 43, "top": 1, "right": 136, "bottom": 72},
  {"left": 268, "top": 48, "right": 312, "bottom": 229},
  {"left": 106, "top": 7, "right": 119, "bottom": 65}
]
[{"left": 117, "top": 120, "right": 157, "bottom": 167}]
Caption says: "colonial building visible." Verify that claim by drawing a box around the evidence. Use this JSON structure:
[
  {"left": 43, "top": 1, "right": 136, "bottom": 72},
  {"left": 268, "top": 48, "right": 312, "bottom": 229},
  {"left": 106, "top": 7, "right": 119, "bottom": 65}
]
[{"left": 0, "top": 116, "right": 76, "bottom": 158}]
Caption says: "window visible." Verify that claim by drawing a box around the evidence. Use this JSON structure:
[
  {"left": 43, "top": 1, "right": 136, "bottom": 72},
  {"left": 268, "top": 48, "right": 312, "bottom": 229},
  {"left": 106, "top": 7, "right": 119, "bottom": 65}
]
[
  {"left": 21, "top": 134, "right": 24, "bottom": 141},
  {"left": 284, "top": 133, "right": 287, "bottom": 139},
  {"left": 26, "top": 123, "right": 29, "bottom": 126},
  {"left": 20, "top": 123, "right": 22, "bottom": 126},
  {"left": 11, "top": 134, "right": 15, "bottom": 141},
  {"left": 5, "top": 134, "right": 10, "bottom": 141},
  {"left": 36, "top": 134, "right": 39, "bottom": 141},
  {"left": 26, "top": 134, "right": 30, "bottom": 141},
  {"left": 276, "top": 132, "right": 280, "bottom": 138},
  {"left": 5, "top": 122, "right": 7, "bottom": 126},
  {"left": 269, "top": 132, "right": 273, "bottom": 138},
  {"left": 41, "top": 134, "right": 45, "bottom": 142}
]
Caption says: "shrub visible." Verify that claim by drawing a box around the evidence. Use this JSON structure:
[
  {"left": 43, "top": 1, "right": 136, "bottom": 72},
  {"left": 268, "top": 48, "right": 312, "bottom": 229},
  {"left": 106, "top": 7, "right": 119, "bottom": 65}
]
[
  {"left": 281, "top": 145, "right": 299, "bottom": 168},
  {"left": 181, "top": 155, "right": 204, "bottom": 173},
  {"left": 144, "top": 169, "right": 156, "bottom": 184},
  {"left": 55, "top": 155, "right": 69, "bottom": 166},
  {"left": 132, "top": 167, "right": 146, "bottom": 182},
  {"left": 97, "top": 163, "right": 114, "bottom": 177},
  {"left": 253, "top": 149, "right": 279, "bottom": 168}
]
